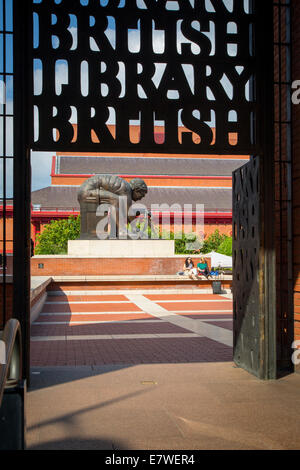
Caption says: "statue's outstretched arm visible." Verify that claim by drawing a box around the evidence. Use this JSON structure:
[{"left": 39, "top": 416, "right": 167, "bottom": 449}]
[{"left": 99, "top": 189, "right": 120, "bottom": 204}]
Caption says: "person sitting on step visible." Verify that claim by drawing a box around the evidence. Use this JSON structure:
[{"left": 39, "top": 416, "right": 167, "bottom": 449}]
[
  {"left": 183, "top": 257, "right": 198, "bottom": 279},
  {"left": 197, "top": 257, "right": 211, "bottom": 279}
]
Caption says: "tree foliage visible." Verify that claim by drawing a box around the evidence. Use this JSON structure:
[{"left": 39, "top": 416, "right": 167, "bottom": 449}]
[
  {"left": 200, "top": 229, "right": 232, "bottom": 256},
  {"left": 34, "top": 217, "right": 232, "bottom": 257},
  {"left": 216, "top": 236, "right": 232, "bottom": 256},
  {"left": 35, "top": 215, "right": 80, "bottom": 255},
  {"left": 201, "top": 229, "right": 226, "bottom": 253}
]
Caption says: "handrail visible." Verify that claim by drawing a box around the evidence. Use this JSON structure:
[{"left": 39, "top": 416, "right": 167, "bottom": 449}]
[{"left": 0, "top": 319, "right": 22, "bottom": 409}]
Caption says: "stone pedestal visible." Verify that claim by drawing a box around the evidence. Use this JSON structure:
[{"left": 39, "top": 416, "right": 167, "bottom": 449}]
[{"left": 67, "top": 239, "right": 175, "bottom": 257}]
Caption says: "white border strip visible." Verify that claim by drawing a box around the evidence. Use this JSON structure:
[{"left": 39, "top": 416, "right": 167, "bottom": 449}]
[
  {"left": 45, "top": 300, "right": 133, "bottom": 304},
  {"left": 31, "top": 333, "right": 202, "bottom": 341},
  {"left": 39, "top": 311, "right": 147, "bottom": 316},
  {"left": 39, "top": 310, "right": 232, "bottom": 316}
]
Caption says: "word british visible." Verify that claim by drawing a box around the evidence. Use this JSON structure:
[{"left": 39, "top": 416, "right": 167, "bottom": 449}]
[{"left": 31, "top": 0, "right": 259, "bottom": 154}]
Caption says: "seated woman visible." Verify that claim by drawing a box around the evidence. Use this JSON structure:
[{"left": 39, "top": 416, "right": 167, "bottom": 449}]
[
  {"left": 197, "top": 257, "right": 211, "bottom": 279},
  {"left": 183, "top": 257, "right": 198, "bottom": 278}
]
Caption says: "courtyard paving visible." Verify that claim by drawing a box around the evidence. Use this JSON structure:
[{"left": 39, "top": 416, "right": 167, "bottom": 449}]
[
  {"left": 30, "top": 289, "right": 233, "bottom": 366},
  {"left": 27, "top": 288, "right": 300, "bottom": 450}
]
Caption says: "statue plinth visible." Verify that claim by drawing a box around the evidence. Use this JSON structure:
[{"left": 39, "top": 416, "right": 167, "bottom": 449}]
[{"left": 68, "top": 239, "right": 175, "bottom": 257}]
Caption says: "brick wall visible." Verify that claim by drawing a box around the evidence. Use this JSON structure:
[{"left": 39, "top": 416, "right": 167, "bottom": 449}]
[
  {"left": 51, "top": 174, "right": 233, "bottom": 188},
  {"left": 47, "top": 278, "right": 233, "bottom": 292},
  {"left": 31, "top": 256, "right": 211, "bottom": 277},
  {"left": 273, "top": 1, "right": 293, "bottom": 369},
  {"left": 0, "top": 283, "right": 13, "bottom": 329},
  {"left": 292, "top": 0, "right": 300, "bottom": 348},
  {"left": 0, "top": 215, "right": 13, "bottom": 252}
]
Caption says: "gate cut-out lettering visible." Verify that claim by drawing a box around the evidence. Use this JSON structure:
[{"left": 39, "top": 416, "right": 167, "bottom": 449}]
[{"left": 30, "top": 0, "right": 264, "bottom": 154}]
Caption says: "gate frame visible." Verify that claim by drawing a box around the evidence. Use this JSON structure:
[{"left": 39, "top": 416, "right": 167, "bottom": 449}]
[
  {"left": 10, "top": 0, "right": 279, "bottom": 382},
  {"left": 13, "top": 1, "right": 32, "bottom": 383}
]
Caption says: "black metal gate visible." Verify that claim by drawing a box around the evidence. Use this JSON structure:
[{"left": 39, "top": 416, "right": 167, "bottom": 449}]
[
  {"left": 0, "top": 0, "right": 28, "bottom": 449},
  {"left": 232, "top": 158, "right": 261, "bottom": 377},
  {"left": 0, "top": 0, "right": 14, "bottom": 332},
  {"left": 1, "top": 0, "right": 278, "bottom": 389},
  {"left": 232, "top": 156, "right": 277, "bottom": 379},
  {"left": 232, "top": 0, "right": 294, "bottom": 380}
]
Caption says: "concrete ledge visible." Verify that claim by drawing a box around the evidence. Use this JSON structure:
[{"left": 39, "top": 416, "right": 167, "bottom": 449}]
[
  {"left": 68, "top": 239, "right": 175, "bottom": 257},
  {"left": 31, "top": 276, "right": 53, "bottom": 299},
  {"left": 32, "top": 254, "right": 211, "bottom": 259},
  {"left": 50, "top": 274, "right": 232, "bottom": 282},
  {"left": 47, "top": 274, "right": 232, "bottom": 293},
  {"left": 30, "top": 276, "right": 52, "bottom": 324},
  {"left": 31, "top": 256, "right": 212, "bottom": 277}
]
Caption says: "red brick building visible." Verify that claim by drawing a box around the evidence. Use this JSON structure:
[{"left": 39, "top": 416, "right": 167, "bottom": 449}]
[{"left": 30, "top": 125, "right": 248, "bottom": 244}]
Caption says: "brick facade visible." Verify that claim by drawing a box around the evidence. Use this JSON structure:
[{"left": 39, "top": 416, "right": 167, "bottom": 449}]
[
  {"left": 292, "top": 0, "right": 300, "bottom": 347},
  {"left": 0, "top": 283, "right": 13, "bottom": 329},
  {"left": 31, "top": 256, "right": 211, "bottom": 277}
]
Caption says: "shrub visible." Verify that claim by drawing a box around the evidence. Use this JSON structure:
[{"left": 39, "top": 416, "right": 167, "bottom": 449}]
[
  {"left": 173, "top": 232, "right": 203, "bottom": 254},
  {"left": 216, "top": 236, "right": 232, "bottom": 256},
  {"left": 35, "top": 215, "right": 80, "bottom": 255},
  {"left": 201, "top": 229, "right": 227, "bottom": 254}
]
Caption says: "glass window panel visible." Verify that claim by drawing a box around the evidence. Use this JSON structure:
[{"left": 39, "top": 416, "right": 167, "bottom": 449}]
[
  {"left": 0, "top": 0, "right": 3, "bottom": 31},
  {"left": 5, "top": 0, "right": 13, "bottom": 32},
  {"left": 0, "top": 34, "right": 3, "bottom": 73},
  {"left": 5, "top": 116, "right": 13, "bottom": 155},
  {"left": 0, "top": 157, "right": 13, "bottom": 199},
  {"left": 0, "top": 74, "right": 4, "bottom": 115},
  {"left": 0, "top": 116, "right": 3, "bottom": 155},
  {"left": 5, "top": 32, "right": 13, "bottom": 73},
  {"left": 5, "top": 74, "right": 12, "bottom": 114}
]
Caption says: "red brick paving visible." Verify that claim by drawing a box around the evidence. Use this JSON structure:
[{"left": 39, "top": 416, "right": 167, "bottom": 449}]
[
  {"left": 35, "top": 312, "right": 154, "bottom": 322},
  {"left": 145, "top": 293, "right": 230, "bottom": 301},
  {"left": 31, "top": 320, "right": 189, "bottom": 337},
  {"left": 42, "top": 302, "right": 141, "bottom": 313},
  {"left": 31, "top": 291, "right": 233, "bottom": 366},
  {"left": 46, "top": 294, "right": 129, "bottom": 302},
  {"left": 178, "top": 313, "right": 232, "bottom": 319},
  {"left": 30, "top": 337, "right": 233, "bottom": 366},
  {"left": 204, "top": 320, "right": 233, "bottom": 331},
  {"left": 158, "top": 301, "right": 232, "bottom": 311}
]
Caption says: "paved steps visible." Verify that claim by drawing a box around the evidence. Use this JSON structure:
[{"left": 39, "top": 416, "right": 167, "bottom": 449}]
[
  {"left": 45, "top": 275, "right": 232, "bottom": 293},
  {"left": 30, "top": 289, "right": 233, "bottom": 366}
]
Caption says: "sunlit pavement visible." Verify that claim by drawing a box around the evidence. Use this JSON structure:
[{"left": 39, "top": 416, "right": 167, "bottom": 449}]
[
  {"left": 27, "top": 289, "right": 300, "bottom": 450},
  {"left": 30, "top": 290, "right": 233, "bottom": 366}
]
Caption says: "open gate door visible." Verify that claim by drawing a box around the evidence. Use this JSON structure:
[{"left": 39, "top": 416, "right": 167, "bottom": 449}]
[
  {"left": 232, "top": 156, "right": 276, "bottom": 380},
  {"left": 11, "top": 0, "right": 276, "bottom": 381}
]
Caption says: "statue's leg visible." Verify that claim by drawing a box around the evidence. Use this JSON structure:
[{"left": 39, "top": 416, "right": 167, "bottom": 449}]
[
  {"left": 79, "top": 201, "right": 88, "bottom": 238},
  {"left": 80, "top": 200, "right": 100, "bottom": 239}
]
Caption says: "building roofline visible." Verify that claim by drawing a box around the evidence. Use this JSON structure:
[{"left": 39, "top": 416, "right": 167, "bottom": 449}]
[{"left": 51, "top": 172, "right": 233, "bottom": 180}]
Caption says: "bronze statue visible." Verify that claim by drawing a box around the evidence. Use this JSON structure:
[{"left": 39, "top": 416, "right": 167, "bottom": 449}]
[{"left": 77, "top": 174, "right": 148, "bottom": 239}]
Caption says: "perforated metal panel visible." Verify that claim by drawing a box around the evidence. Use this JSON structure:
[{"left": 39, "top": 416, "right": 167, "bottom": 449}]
[
  {"left": 29, "top": 0, "right": 270, "bottom": 155},
  {"left": 232, "top": 157, "right": 262, "bottom": 376},
  {"left": 7, "top": 0, "right": 277, "bottom": 381}
]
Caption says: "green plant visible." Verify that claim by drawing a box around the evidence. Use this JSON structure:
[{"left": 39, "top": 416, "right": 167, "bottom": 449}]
[
  {"left": 217, "top": 236, "right": 232, "bottom": 256},
  {"left": 173, "top": 232, "right": 203, "bottom": 254},
  {"left": 201, "top": 229, "right": 227, "bottom": 254},
  {"left": 126, "top": 223, "right": 202, "bottom": 254},
  {"left": 35, "top": 215, "right": 80, "bottom": 255}
]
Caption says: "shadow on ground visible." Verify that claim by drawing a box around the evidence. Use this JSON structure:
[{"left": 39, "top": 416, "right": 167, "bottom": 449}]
[
  {"left": 29, "top": 364, "right": 133, "bottom": 390},
  {"left": 28, "top": 438, "right": 126, "bottom": 450}
]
